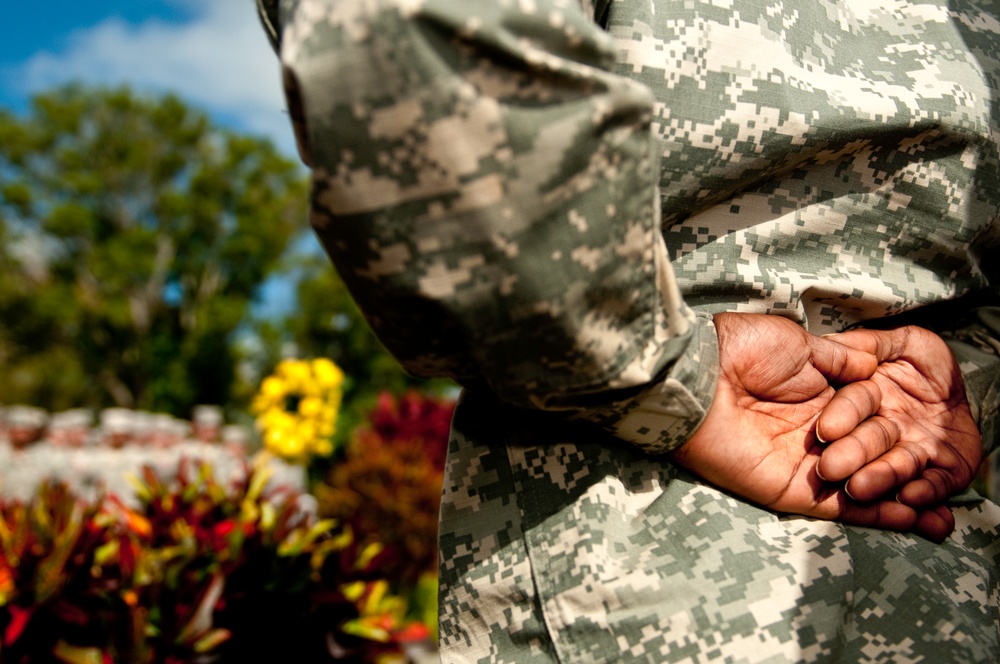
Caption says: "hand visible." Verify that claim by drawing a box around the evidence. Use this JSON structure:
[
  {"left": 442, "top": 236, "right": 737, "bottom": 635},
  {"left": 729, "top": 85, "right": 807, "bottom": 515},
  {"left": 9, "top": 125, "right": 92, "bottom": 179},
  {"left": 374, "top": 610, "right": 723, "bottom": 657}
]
[
  {"left": 671, "top": 313, "right": 939, "bottom": 537},
  {"left": 814, "top": 325, "right": 982, "bottom": 539}
]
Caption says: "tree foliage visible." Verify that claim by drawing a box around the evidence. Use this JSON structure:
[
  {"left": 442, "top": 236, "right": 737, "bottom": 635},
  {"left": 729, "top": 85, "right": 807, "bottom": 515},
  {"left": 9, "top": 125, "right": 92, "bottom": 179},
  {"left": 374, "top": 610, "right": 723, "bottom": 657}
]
[
  {"left": 285, "top": 253, "right": 414, "bottom": 395},
  {"left": 0, "top": 86, "right": 308, "bottom": 414}
]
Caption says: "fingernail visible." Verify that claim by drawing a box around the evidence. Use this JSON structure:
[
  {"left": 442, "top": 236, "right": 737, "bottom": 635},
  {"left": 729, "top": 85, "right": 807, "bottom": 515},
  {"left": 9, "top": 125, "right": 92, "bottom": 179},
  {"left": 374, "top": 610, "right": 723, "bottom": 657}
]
[
  {"left": 815, "top": 465, "right": 829, "bottom": 481},
  {"left": 844, "top": 482, "right": 857, "bottom": 501},
  {"left": 895, "top": 492, "right": 903, "bottom": 504},
  {"left": 814, "top": 424, "right": 828, "bottom": 444}
]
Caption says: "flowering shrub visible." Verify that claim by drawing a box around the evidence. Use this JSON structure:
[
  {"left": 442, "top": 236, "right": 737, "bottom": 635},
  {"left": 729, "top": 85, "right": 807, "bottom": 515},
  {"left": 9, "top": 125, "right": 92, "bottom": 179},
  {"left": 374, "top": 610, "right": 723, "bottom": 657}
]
[
  {"left": 0, "top": 458, "right": 427, "bottom": 663},
  {"left": 0, "top": 362, "right": 454, "bottom": 661},
  {"left": 0, "top": 481, "right": 113, "bottom": 661},
  {"left": 316, "top": 391, "right": 455, "bottom": 589},
  {"left": 251, "top": 358, "right": 345, "bottom": 463},
  {"left": 367, "top": 392, "right": 452, "bottom": 473}
]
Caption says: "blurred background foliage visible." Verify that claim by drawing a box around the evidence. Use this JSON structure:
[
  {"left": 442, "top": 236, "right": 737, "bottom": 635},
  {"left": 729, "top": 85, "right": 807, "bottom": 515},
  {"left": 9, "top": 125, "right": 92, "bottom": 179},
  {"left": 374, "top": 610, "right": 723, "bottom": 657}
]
[
  {"left": 0, "top": 85, "right": 455, "bottom": 659},
  {"left": 0, "top": 84, "right": 448, "bottom": 427}
]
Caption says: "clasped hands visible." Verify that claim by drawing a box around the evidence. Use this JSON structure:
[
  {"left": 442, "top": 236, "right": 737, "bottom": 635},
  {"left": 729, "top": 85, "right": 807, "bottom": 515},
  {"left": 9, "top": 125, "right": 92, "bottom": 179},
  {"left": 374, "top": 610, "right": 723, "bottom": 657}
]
[{"left": 671, "top": 313, "right": 982, "bottom": 543}]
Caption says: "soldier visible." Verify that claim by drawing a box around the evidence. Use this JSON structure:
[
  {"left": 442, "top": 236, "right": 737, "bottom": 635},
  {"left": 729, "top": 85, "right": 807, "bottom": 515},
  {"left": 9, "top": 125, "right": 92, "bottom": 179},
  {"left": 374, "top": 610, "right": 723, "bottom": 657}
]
[
  {"left": 87, "top": 408, "right": 139, "bottom": 504},
  {"left": 149, "top": 413, "right": 180, "bottom": 449},
  {"left": 130, "top": 410, "right": 156, "bottom": 448},
  {"left": 5, "top": 405, "right": 48, "bottom": 452},
  {"left": 221, "top": 424, "right": 251, "bottom": 458},
  {"left": 191, "top": 404, "right": 224, "bottom": 444},
  {"left": 40, "top": 409, "right": 92, "bottom": 495},
  {"left": 0, "top": 405, "right": 50, "bottom": 501},
  {"left": 169, "top": 407, "right": 230, "bottom": 485},
  {"left": 3, "top": 406, "right": 42, "bottom": 451},
  {"left": 99, "top": 408, "right": 134, "bottom": 450},
  {"left": 259, "top": 0, "right": 1000, "bottom": 662},
  {"left": 48, "top": 409, "right": 93, "bottom": 449}
]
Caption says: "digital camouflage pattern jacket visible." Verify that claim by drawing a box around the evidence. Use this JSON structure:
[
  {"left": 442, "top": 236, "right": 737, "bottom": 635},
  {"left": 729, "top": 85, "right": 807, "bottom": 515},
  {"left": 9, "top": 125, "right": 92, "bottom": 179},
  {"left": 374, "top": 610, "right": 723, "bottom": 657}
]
[{"left": 259, "top": 0, "right": 1000, "bottom": 661}]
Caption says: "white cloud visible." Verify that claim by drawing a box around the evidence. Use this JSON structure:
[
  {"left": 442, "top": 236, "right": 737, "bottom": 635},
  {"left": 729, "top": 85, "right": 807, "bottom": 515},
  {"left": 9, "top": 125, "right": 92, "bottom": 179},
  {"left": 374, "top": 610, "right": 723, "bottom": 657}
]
[{"left": 15, "top": 1, "right": 298, "bottom": 157}]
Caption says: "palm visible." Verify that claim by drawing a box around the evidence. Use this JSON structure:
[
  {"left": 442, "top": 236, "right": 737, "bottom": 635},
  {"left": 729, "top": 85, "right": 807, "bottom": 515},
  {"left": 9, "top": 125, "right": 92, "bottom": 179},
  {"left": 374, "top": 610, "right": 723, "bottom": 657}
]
[
  {"left": 817, "top": 326, "right": 982, "bottom": 508},
  {"left": 672, "top": 313, "right": 918, "bottom": 531}
]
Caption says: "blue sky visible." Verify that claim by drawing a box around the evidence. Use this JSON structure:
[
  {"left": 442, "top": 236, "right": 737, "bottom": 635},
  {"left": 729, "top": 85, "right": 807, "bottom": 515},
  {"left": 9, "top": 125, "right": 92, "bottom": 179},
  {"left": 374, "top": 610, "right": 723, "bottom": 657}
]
[
  {"left": 1, "top": 0, "right": 297, "bottom": 157},
  {"left": 3, "top": 0, "right": 313, "bottom": 318}
]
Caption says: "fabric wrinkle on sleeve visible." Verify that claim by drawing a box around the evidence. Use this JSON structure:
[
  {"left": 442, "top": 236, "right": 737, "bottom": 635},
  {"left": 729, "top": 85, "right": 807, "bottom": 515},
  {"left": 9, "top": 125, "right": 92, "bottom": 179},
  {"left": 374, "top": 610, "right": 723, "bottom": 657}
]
[
  {"left": 276, "top": 0, "right": 718, "bottom": 453},
  {"left": 941, "top": 301, "right": 1000, "bottom": 455}
]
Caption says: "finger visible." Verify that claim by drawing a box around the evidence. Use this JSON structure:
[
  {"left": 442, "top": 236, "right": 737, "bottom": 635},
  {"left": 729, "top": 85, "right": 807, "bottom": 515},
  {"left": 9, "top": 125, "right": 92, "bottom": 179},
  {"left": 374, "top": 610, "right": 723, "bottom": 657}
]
[
  {"left": 807, "top": 334, "right": 878, "bottom": 384},
  {"left": 894, "top": 437, "right": 977, "bottom": 508},
  {"left": 803, "top": 480, "right": 917, "bottom": 531},
  {"left": 817, "top": 416, "right": 900, "bottom": 483},
  {"left": 829, "top": 494, "right": 918, "bottom": 533},
  {"left": 823, "top": 327, "right": 908, "bottom": 364},
  {"left": 896, "top": 477, "right": 942, "bottom": 508},
  {"left": 896, "top": 465, "right": 969, "bottom": 508},
  {"left": 815, "top": 380, "right": 882, "bottom": 444},
  {"left": 843, "top": 441, "right": 924, "bottom": 502},
  {"left": 910, "top": 504, "right": 955, "bottom": 543}
]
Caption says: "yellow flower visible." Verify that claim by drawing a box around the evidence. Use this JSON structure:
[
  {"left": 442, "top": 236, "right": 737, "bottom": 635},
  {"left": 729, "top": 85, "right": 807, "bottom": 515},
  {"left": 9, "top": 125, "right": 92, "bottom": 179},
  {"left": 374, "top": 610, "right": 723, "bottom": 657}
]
[
  {"left": 252, "top": 358, "right": 345, "bottom": 463},
  {"left": 259, "top": 375, "right": 286, "bottom": 400},
  {"left": 313, "top": 358, "right": 345, "bottom": 389},
  {"left": 297, "top": 421, "right": 318, "bottom": 444},
  {"left": 278, "top": 359, "right": 311, "bottom": 390},
  {"left": 298, "top": 397, "right": 324, "bottom": 418}
]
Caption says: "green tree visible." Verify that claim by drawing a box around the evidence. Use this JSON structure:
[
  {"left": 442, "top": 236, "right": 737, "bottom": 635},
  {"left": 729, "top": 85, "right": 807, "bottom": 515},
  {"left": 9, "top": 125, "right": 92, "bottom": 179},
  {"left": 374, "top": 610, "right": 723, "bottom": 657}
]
[
  {"left": 285, "top": 252, "right": 414, "bottom": 396},
  {"left": 0, "top": 85, "right": 308, "bottom": 414}
]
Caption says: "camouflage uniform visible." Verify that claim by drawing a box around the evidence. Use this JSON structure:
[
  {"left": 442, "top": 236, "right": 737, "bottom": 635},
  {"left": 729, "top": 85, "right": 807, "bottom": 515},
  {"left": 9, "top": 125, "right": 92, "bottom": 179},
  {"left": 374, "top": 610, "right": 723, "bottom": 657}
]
[{"left": 259, "top": 0, "right": 1000, "bottom": 661}]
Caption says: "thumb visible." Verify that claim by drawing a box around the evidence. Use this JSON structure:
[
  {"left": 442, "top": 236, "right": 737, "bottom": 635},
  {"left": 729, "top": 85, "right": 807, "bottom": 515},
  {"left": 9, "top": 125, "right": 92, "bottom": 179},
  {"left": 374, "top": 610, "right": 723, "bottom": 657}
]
[{"left": 807, "top": 333, "right": 878, "bottom": 384}]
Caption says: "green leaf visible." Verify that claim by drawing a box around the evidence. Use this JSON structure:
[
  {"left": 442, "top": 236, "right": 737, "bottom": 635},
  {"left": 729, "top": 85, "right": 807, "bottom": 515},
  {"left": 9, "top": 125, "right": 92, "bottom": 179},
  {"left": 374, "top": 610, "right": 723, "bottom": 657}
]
[
  {"left": 176, "top": 572, "right": 225, "bottom": 646},
  {"left": 52, "top": 641, "right": 105, "bottom": 664},
  {"left": 277, "top": 519, "right": 335, "bottom": 558},
  {"left": 193, "top": 627, "right": 232, "bottom": 654},
  {"left": 340, "top": 617, "right": 391, "bottom": 643},
  {"left": 34, "top": 501, "right": 85, "bottom": 604}
]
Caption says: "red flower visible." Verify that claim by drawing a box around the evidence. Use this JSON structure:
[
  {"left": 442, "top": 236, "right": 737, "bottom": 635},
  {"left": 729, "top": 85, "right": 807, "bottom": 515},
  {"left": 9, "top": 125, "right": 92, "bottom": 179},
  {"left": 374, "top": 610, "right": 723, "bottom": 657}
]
[
  {"left": 4, "top": 605, "right": 33, "bottom": 645},
  {"left": 393, "top": 621, "right": 431, "bottom": 643},
  {"left": 213, "top": 519, "right": 236, "bottom": 539}
]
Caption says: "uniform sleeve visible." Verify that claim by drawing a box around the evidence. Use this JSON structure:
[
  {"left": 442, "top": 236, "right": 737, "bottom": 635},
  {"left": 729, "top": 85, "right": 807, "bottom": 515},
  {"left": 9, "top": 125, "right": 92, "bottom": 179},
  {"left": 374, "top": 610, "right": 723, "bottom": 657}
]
[
  {"left": 940, "top": 300, "right": 1000, "bottom": 455},
  {"left": 264, "top": 0, "right": 718, "bottom": 454}
]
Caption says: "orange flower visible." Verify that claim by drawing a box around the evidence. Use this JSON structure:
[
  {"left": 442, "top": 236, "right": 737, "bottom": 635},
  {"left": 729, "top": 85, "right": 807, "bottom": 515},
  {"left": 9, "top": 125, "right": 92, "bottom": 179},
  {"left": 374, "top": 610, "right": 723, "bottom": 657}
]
[
  {"left": 0, "top": 564, "right": 13, "bottom": 598},
  {"left": 123, "top": 511, "right": 152, "bottom": 539}
]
